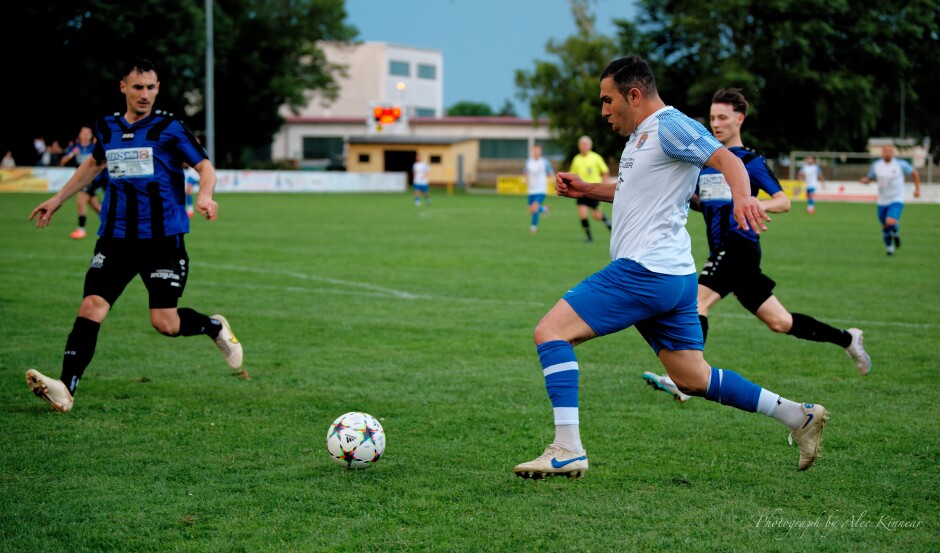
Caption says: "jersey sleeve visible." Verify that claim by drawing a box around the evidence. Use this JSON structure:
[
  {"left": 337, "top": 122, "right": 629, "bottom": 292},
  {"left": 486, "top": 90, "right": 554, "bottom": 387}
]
[
  {"left": 899, "top": 160, "right": 914, "bottom": 175},
  {"left": 745, "top": 156, "right": 783, "bottom": 196},
  {"left": 544, "top": 159, "right": 554, "bottom": 175},
  {"left": 658, "top": 113, "right": 722, "bottom": 168},
  {"left": 867, "top": 163, "right": 876, "bottom": 179},
  {"left": 168, "top": 120, "right": 209, "bottom": 167}
]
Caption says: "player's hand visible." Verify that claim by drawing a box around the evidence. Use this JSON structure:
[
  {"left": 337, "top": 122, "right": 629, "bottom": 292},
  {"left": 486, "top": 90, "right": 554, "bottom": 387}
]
[
  {"left": 196, "top": 195, "right": 218, "bottom": 220},
  {"left": 733, "top": 196, "right": 770, "bottom": 235},
  {"left": 914, "top": 189, "right": 921, "bottom": 199},
  {"left": 860, "top": 177, "right": 870, "bottom": 184},
  {"left": 28, "top": 197, "right": 62, "bottom": 228},
  {"left": 556, "top": 172, "right": 586, "bottom": 199}
]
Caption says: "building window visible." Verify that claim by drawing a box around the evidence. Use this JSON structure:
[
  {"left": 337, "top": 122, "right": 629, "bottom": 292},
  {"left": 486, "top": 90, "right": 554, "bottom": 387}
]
[
  {"left": 430, "top": 155, "right": 442, "bottom": 164},
  {"left": 302, "top": 136, "right": 343, "bottom": 160},
  {"left": 414, "top": 107, "right": 436, "bottom": 117},
  {"left": 418, "top": 64, "right": 436, "bottom": 80},
  {"left": 480, "top": 139, "right": 528, "bottom": 160},
  {"left": 358, "top": 153, "right": 370, "bottom": 163},
  {"left": 389, "top": 60, "right": 410, "bottom": 77}
]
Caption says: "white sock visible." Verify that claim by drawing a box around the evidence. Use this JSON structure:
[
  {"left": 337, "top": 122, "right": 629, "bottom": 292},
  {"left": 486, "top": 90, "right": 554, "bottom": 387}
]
[
  {"left": 553, "top": 424, "right": 583, "bottom": 454},
  {"left": 770, "top": 396, "right": 806, "bottom": 429}
]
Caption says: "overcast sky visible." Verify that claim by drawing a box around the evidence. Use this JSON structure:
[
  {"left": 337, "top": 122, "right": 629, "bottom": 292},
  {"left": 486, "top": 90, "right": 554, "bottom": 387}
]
[{"left": 344, "top": 0, "right": 638, "bottom": 117}]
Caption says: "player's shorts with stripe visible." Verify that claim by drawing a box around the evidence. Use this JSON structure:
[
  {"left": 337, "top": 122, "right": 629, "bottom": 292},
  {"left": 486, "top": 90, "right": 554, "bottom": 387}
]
[
  {"left": 83, "top": 235, "right": 190, "bottom": 309},
  {"left": 698, "top": 233, "right": 776, "bottom": 314},
  {"left": 562, "top": 258, "right": 703, "bottom": 354}
]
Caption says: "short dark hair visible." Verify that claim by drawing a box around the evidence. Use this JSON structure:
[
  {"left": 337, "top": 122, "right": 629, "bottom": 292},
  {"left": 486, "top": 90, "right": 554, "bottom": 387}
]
[
  {"left": 122, "top": 58, "right": 158, "bottom": 80},
  {"left": 600, "top": 55, "right": 658, "bottom": 98},
  {"left": 712, "top": 88, "right": 748, "bottom": 115}
]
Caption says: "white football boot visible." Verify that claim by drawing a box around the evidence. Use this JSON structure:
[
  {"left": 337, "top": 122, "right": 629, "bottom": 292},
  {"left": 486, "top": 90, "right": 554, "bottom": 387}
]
[
  {"left": 211, "top": 314, "right": 243, "bottom": 369},
  {"left": 26, "top": 369, "right": 73, "bottom": 413},
  {"left": 844, "top": 328, "right": 871, "bottom": 376},
  {"left": 514, "top": 444, "right": 589, "bottom": 479},
  {"left": 788, "top": 404, "right": 830, "bottom": 471}
]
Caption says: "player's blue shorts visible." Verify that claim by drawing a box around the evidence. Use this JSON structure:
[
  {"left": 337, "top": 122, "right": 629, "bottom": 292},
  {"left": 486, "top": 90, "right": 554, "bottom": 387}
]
[
  {"left": 527, "top": 193, "right": 546, "bottom": 206},
  {"left": 414, "top": 183, "right": 429, "bottom": 193},
  {"left": 562, "top": 258, "right": 703, "bottom": 354},
  {"left": 877, "top": 202, "right": 904, "bottom": 224}
]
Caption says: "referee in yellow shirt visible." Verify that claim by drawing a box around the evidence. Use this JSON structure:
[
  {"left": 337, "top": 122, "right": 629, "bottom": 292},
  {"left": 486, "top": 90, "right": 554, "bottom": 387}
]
[{"left": 568, "top": 135, "right": 612, "bottom": 242}]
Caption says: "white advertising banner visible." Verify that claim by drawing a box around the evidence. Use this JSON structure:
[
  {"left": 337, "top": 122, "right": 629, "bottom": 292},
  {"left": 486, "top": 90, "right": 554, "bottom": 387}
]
[{"left": 1, "top": 167, "right": 406, "bottom": 194}]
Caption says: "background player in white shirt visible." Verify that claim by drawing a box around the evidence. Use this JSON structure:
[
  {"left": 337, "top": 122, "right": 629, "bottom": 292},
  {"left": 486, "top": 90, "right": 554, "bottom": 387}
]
[
  {"left": 412, "top": 153, "right": 431, "bottom": 206},
  {"left": 798, "top": 155, "right": 824, "bottom": 214},
  {"left": 523, "top": 144, "right": 553, "bottom": 233},
  {"left": 860, "top": 144, "right": 921, "bottom": 255}
]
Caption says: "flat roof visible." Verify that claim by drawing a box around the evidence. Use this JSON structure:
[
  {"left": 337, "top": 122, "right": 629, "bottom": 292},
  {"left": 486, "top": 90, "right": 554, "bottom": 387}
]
[{"left": 348, "top": 136, "right": 474, "bottom": 145}]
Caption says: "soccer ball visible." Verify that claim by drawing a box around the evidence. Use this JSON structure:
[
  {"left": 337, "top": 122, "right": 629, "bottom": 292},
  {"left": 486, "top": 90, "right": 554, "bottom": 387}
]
[{"left": 326, "top": 412, "right": 386, "bottom": 469}]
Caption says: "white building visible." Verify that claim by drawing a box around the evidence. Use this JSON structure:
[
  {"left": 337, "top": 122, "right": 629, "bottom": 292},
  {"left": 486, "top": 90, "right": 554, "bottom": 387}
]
[{"left": 271, "top": 41, "right": 555, "bottom": 187}]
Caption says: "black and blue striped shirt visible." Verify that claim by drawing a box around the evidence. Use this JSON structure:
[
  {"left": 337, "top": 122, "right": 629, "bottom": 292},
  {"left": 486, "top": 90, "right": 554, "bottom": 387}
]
[{"left": 92, "top": 110, "right": 207, "bottom": 239}]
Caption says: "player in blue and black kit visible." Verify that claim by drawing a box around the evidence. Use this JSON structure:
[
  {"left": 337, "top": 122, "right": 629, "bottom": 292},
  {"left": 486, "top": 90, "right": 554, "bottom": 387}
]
[
  {"left": 60, "top": 126, "right": 106, "bottom": 239},
  {"left": 643, "top": 89, "right": 871, "bottom": 403},
  {"left": 26, "top": 58, "right": 243, "bottom": 413}
]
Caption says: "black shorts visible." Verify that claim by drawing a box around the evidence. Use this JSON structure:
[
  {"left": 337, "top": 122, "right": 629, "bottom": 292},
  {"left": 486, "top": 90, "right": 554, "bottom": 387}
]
[
  {"left": 82, "top": 175, "right": 108, "bottom": 195},
  {"left": 698, "top": 233, "right": 776, "bottom": 314},
  {"left": 83, "top": 235, "right": 190, "bottom": 309},
  {"left": 577, "top": 197, "right": 600, "bottom": 209}
]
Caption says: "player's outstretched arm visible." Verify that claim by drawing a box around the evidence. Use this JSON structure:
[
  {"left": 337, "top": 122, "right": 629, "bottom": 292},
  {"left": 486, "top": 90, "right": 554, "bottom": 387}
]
[{"left": 29, "top": 157, "right": 104, "bottom": 228}]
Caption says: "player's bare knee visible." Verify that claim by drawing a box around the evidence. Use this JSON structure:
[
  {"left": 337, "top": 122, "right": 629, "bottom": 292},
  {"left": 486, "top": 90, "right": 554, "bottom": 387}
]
[{"left": 78, "top": 295, "right": 110, "bottom": 321}]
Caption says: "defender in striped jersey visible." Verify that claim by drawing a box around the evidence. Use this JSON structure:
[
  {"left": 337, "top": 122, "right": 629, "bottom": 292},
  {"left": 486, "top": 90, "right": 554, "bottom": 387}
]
[{"left": 26, "top": 58, "right": 243, "bottom": 413}]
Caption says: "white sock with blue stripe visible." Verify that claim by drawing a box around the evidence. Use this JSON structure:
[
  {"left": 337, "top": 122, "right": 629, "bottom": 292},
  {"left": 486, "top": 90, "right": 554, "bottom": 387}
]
[{"left": 537, "top": 340, "right": 584, "bottom": 454}]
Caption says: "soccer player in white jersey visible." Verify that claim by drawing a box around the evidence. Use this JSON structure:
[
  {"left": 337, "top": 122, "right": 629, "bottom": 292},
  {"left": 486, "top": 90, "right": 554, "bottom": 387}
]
[
  {"left": 412, "top": 153, "right": 431, "bottom": 206},
  {"left": 798, "top": 155, "right": 824, "bottom": 214},
  {"left": 860, "top": 144, "right": 921, "bottom": 255},
  {"left": 513, "top": 55, "right": 829, "bottom": 479},
  {"left": 523, "top": 144, "right": 553, "bottom": 233}
]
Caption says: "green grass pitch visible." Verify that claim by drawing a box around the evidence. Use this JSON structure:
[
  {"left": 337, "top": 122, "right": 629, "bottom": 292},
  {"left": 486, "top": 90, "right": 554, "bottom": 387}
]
[{"left": 1, "top": 191, "right": 937, "bottom": 551}]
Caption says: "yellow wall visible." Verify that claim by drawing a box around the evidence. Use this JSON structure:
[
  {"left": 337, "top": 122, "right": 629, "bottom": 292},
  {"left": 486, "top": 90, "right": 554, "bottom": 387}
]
[
  {"left": 758, "top": 179, "right": 807, "bottom": 201},
  {"left": 347, "top": 141, "right": 478, "bottom": 186}
]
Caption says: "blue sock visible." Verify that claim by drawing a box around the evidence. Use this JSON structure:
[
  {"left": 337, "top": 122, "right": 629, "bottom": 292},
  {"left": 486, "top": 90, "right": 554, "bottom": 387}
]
[
  {"left": 537, "top": 340, "right": 579, "bottom": 425},
  {"left": 704, "top": 367, "right": 763, "bottom": 413},
  {"left": 808, "top": 198, "right": 815, "bottom": 207},
  {"left": 185, "top": 193, "right": 193, "bottom": 210},
  {"left": 883, "top": 227, "right": 893, "bottom": 246},
  {"left": 531, "top": 211, "right": 540, "bottom": 227}
]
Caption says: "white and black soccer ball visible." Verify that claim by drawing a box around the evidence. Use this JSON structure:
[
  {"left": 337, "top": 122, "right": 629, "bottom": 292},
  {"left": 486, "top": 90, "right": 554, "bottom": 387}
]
[{"left": 326, "top": 412, "right": 386, "bottom": 469}]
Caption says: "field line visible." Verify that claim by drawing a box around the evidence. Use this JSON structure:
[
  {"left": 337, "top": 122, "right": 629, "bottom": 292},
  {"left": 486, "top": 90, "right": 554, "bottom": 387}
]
[{"left": 195, "top": 262, "right": 544, "bottom": 307}]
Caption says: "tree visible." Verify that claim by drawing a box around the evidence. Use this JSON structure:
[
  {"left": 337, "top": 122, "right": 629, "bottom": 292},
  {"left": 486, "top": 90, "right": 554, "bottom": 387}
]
[
  {"left": 626, "top": 0, "right": 940, "bottom": 158},
  {"left": 495, "top": 99, "right": 518, "bottom": 117},
  {"left": 0, "top": 0, "right": 356, "bottom": 168},
  {"left": 515, "top": 0, "right": 621, "bottom": 165},
  {"left": 447, "top": 101, "right": 494, "bottom": 116}
]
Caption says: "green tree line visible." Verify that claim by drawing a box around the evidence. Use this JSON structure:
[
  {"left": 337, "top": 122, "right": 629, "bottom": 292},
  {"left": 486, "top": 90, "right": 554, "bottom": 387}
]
[
  {"left": 0, "top": 0, "right": 355, "bottom": 168},
  {"left": 517, "top": 0, "right": 940, "bottom": 164}
]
